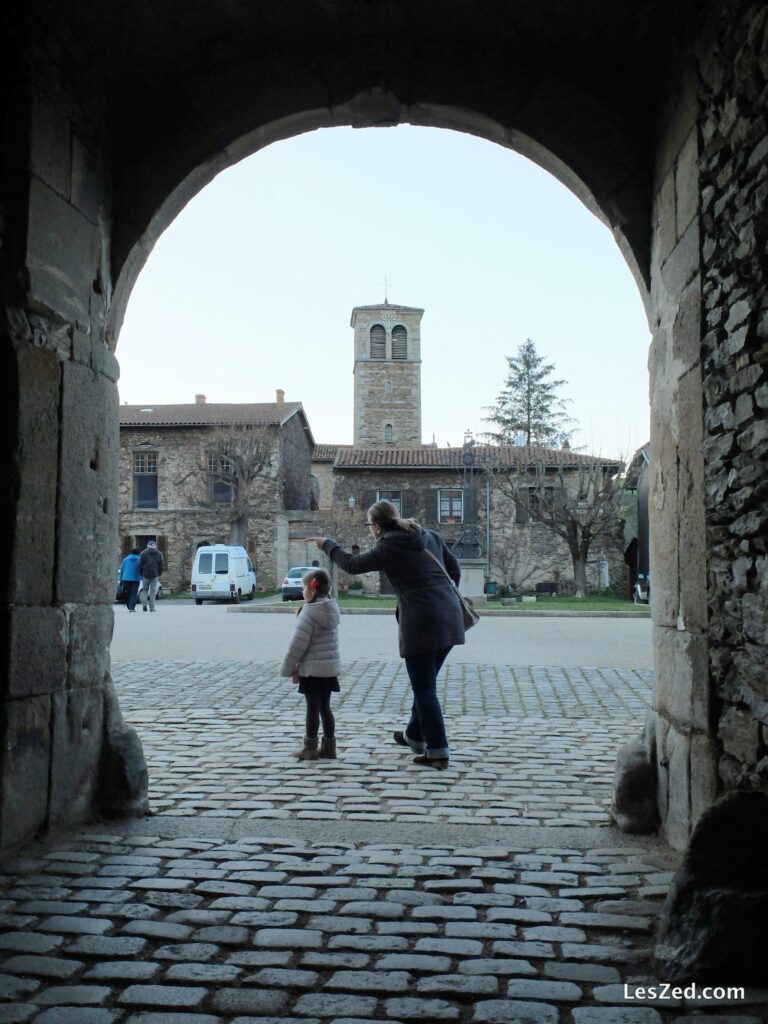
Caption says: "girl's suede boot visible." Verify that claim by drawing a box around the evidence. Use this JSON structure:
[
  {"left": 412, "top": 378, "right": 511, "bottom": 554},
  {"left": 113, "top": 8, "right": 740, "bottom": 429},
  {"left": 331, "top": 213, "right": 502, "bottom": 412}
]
[
  {"left": 295, "top": 736, "right": 319, "bottom": 760},
  {"left": 319, "top": 737, "right": 337, "bottom": 759}
]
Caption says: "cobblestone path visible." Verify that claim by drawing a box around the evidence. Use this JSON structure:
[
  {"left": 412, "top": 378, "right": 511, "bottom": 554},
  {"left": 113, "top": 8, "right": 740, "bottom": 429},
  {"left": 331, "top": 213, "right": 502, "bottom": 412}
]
[
  {"left": 114, "top": 660, "right": 652, "bottom": 825},
  {"left": 2, "top": 659, "right": 765, "bottom": 1023}
]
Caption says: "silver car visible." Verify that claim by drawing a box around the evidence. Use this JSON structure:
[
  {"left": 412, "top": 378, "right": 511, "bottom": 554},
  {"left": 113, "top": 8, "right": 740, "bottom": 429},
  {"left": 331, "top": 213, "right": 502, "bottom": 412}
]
[{"left": 281, "top": 566, "right": 315, "bottom": 601}]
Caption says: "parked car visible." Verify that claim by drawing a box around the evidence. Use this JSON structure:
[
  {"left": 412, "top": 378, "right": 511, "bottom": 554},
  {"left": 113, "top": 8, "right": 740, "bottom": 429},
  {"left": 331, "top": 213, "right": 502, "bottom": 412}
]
[
  {"left": 115, "top": 573, "right": 163, "bottom": 602},
  {"left": 281, "top": 566, "right": 316, "bottom": 601},
  {"left": 191, "top": 544, "right": 256, "bottom": 604}
]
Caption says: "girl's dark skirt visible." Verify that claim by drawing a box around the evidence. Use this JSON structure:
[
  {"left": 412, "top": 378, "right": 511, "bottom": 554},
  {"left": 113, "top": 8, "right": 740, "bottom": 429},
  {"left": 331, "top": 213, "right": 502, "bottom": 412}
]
[{"left": 298, "top": 675, "right": 340, "bottom": 694}]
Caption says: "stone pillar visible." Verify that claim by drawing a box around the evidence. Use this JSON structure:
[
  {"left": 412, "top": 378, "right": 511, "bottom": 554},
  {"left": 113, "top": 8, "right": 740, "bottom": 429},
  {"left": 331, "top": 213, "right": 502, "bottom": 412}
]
[
  {"left": 648, "top": 56, "right": 716, "bottom": 850},
  {"left": 0, "top": 41, "right": 146, "bottom": 851}
]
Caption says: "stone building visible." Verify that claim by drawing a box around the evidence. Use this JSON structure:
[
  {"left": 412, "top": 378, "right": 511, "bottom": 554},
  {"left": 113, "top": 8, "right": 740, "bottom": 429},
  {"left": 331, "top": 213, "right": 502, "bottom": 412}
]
[
  {"left": 312, "top": 303, "right": 625, "bottom": 597},
  {"left": 311, "top": 442, "right": 625, "bottom": 597},
  {"left": 352, "top": 302, "right": 423, "bottom": 447},
  {"left": 4, "top": 1, "right": 768, "bottom": 968},
  {"left": 118, "top": 393, "right": 314, "bottom": 590}
]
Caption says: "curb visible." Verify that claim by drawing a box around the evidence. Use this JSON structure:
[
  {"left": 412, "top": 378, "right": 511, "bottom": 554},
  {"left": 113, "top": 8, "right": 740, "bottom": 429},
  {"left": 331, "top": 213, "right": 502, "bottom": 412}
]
[{"left": 229, "top": 605, "right": 651, "bottom": 618}]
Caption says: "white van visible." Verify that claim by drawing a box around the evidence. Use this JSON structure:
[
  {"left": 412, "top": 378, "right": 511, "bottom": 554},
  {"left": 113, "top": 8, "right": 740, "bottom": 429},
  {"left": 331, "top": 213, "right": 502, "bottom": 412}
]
[{"left": 191, "top": 545, "right": 256, "bottom": 604}]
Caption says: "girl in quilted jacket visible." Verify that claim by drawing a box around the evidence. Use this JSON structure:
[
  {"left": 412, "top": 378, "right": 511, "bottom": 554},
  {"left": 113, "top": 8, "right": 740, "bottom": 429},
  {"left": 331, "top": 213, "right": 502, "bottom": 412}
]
[{"left": 279, "top": 568, "right": 341, "bottom": 760}]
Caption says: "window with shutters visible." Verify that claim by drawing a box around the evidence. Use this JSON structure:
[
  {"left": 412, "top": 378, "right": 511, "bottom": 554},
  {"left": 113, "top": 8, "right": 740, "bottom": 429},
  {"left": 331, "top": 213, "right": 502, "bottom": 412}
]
[
  {"left": 392, "top": 325, "right": 407, "bottom": 360},
  {"left": 438, "top": 489, "right": 463, "bottom": 524},
  {"left": 515, "top": 488, "right": 529, "bottom": 525},
  {"left": 370, "top": 324, "right": 386, "bottom": 359},
  {"left": 133, "top": 451, "right": 158, "bottom": 509},
  {"left": 207, "top": 452, "right": 232, "bottom": 502},
  {"left": 377, "top": 489, "right": 402, "bottom": 514},
  {"left": 384, "top": 423, "right": 393, "bottom": 444},
  {"left": 529, "top": 487, "right": 555, "bottom": 518}
]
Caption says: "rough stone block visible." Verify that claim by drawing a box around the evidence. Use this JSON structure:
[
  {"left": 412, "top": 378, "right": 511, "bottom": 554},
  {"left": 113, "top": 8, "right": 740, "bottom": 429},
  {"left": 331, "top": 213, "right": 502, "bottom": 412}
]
[
  {"left": 690, "top": 735, "right": 720, "bottom": 828},
  {"left": 11, "top": 343, "right": 60, "bottom": 606},
  {"left": 57, "top": 363, "right": 119, "bottom": 604},
  {"left": 672, "top": 276, "right": 702, "bottom": 375},
  {"left": 0, "top": 695, "right": 51, "bottom": 848},
  {"left": 48, "top": 686, "right": 105, "bottom": 828},
  {"left": 66, "top": 604, "right": 113, "bottom": 691},
  {"left": 655, "top": 714, "right": 670, "bottom": 831},
  {"left": 30, "top": 90, "right": 71, "bottom": 199},
  {"left": 661, "top": 218, "right": 700, "bottom": 301},
  {"left": 665, "top": 724, "right": 692, "bottom": 852},
  {"left": 26, "top": 178, "right": 99, "bottom": 323},
  {"left": 610, "top": 711, "right": 659, "bottom": 834},
  {"left": 649, "top": 426, "right": 679, "bottom": 628},
  {"left": 654, "top": 58, "right": 698, "bottom": 185},
  {"left": 656, "top": 792, "right": 768, "bottom": 983},
  {"left": 676, "top": 370, "right": 708, "bottom": 633},
  {"left": 675, "top": 129, "right": 698, "bottom": 237},
  {"left": 718, "top": 705, "right": 761, "bottom": 764},
  {"left": 4, "top": 605, "right": 67, "bottom": 698},
  {"left": 653, "top": 626, "right": 710, "bottom": 732},
  {"left": 654, "top": 171, "right": 677, "bottom": 269},
  {"left": 72, "top": 133, "right": 106, "bottom": 225},
  {"left": 96, "top": 716, "right": 149, "bottom": 820}
]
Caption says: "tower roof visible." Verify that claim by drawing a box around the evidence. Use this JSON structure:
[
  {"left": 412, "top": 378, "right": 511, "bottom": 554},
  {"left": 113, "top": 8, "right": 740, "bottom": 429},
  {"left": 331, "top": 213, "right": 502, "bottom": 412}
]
[{"left": 350, "top": 302, "right": 424, "bottom": 325}]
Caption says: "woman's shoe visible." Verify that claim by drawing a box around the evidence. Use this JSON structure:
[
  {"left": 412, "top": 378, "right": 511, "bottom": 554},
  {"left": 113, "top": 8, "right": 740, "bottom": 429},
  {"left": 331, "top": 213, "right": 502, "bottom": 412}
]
[
  {"left": 413, "top": 755, "right": 449, "bottom": 770},
  {"left": 394, "top": 731, "right": 425, "bottom": 753}
]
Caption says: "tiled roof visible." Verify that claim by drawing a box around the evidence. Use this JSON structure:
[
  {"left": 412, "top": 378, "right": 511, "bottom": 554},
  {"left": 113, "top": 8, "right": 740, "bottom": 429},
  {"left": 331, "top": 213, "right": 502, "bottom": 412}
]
[
  {"left": 119, "top": 402, "right": 304, "bottom": 428},
  {"left": 351, "top": 303, "right": 424, "bottom": 314},
  {"left": 332, "top": 446, "right": 621, "bottom": 470},
  {"left": 313, "top": 444, "right": 352, "bottom": 462}
]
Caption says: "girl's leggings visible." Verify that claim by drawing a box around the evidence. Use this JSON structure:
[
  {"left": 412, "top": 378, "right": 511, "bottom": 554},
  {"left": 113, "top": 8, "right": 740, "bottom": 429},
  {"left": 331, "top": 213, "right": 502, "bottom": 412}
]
[{"left": 305, "top": 690, "right": 335, "bottom": 738}]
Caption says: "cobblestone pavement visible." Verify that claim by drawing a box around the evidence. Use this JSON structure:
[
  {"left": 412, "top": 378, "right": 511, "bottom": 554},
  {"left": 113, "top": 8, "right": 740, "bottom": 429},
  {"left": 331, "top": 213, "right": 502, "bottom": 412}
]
[
  {"left": 2, "top": 660, "right": 766, "bottom": 1022},
  {"left": 113, "top": 660, "right": 652, "bottom": 825},
  {"left": 1, "top": 834, "right": 765, "bottom": 1024}
]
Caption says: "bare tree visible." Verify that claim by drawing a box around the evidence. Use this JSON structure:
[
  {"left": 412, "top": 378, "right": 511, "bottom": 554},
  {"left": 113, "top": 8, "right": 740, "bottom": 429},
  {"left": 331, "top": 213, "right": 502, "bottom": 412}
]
[
  {"left": 178, "top": 424, "right": 276, "bottom": 545},
  {"left": 487, "top": 456, "right": 624, "bottom": 598}
]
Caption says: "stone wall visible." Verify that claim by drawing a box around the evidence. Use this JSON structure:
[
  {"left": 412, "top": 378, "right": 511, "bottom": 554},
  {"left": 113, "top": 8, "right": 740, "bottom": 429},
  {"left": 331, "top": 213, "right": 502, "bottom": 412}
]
[
  {"left": 323, "top": 468, "right": 627, "bottom": 597},
  {"left": 698, "top": 2, "right": 768, "bottom": 794},
  {"left": 0, "top": 21, "right": 123, "bottom": 848},
  {"left": 647, "top": 40, "right": 714, "bottom": 850},
  {"left": 119, "top": 426, "right": 296, "bottom": 591}
]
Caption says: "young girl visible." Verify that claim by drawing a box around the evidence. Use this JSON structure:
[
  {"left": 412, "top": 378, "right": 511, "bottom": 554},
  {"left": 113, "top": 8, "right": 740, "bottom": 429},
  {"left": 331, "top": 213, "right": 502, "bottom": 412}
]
[{"left": 279, "top": 568, "right": 341, "bottom": 760}]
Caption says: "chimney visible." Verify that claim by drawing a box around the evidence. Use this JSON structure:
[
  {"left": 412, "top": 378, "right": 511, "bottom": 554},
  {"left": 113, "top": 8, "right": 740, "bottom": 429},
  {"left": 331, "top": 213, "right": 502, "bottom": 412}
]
[
  {"left": 195, "top": 394, "right": 206, "bottom": 404},
  {"left": 275, "top": 389, "right": 285, "bottom": 406}
]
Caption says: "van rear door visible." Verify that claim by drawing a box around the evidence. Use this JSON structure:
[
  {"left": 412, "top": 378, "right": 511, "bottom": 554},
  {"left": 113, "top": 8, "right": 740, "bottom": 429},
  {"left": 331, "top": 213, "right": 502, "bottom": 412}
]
[{"left": 196, "top": 550, "right": 230, "bottom": 596}]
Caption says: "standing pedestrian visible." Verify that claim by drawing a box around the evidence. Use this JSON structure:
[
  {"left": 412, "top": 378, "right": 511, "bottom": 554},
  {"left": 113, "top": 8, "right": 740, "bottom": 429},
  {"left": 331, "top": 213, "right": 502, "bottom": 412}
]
[
  {"left": 118, "top": 547, "right": 142, "bottom": 612},
  {"left": 309, "top": 499, "right": 464, "bottom": 769},
  {"left": 279, "top": 568, "right": 341, "bottom": 761},
  {"left": 138, "top": 540, "right": 164, "bottom": 613}
]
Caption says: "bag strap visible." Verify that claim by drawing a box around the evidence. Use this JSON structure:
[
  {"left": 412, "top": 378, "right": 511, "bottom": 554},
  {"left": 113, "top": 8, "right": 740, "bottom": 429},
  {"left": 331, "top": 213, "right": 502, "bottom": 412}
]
[{"left": 423, "top": 545, "right": 459, "bottom": 590}]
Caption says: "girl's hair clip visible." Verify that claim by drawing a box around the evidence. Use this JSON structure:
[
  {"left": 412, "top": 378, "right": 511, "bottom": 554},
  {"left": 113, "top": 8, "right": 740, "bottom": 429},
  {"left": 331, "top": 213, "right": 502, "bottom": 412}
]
[{"left": 310, "top": 579, "right": 317, "bottom": 588}]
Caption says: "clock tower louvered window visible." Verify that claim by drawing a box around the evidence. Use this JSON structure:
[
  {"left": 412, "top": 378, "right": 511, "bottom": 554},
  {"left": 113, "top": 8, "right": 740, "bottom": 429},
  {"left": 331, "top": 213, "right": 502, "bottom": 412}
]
[
  {"left": 370, "top": 324, "right": 386, "bottom": 359},
  {"left": 392, "top": 325, "right": 407, "bottom": 360}
]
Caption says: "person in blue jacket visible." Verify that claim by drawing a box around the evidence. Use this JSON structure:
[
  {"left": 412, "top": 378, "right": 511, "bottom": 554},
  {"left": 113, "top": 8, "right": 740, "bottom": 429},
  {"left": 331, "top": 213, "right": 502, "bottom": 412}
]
[{"left": 118, "top": 548, "right": 142, "bottom": 611}]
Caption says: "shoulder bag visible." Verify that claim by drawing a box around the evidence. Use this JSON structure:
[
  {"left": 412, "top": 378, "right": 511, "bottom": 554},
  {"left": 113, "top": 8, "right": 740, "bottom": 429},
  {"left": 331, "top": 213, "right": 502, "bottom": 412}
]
[{"left": 423, "top": 548, "right": 480, "bottom": 630}]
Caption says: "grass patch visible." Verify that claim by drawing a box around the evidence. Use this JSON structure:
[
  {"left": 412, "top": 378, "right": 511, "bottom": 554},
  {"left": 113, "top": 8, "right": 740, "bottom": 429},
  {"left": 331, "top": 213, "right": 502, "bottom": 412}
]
[{"left": 335, "top": 591, "right": 647, "bottom": 613}]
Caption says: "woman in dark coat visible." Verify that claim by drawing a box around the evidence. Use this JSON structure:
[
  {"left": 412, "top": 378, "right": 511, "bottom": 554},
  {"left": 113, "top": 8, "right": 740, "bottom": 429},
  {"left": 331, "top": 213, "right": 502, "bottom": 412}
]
[{"left": 310, "top": 499, "right": 464, "bottom": 769}]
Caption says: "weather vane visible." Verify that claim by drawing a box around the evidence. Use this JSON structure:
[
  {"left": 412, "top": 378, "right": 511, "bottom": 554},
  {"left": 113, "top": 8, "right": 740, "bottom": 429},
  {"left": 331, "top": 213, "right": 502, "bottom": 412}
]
[{"left": 384, "top": 274, "right": 388, "bottom": 304}]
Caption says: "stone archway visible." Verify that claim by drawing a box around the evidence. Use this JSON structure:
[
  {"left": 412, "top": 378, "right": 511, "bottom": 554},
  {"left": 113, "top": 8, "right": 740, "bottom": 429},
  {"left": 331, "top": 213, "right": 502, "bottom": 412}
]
[{"left": 2, "top": 0, "right": 765, "bottom": 865}]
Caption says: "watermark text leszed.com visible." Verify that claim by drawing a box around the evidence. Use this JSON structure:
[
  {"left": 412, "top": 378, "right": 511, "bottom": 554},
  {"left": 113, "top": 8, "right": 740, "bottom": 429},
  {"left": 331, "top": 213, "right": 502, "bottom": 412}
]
[{"left": 625, "top": 983, "right": 745, "bottom": 1002}]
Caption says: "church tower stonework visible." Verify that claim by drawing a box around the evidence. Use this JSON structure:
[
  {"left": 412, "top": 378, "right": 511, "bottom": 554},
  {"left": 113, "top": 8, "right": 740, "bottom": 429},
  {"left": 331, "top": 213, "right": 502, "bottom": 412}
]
[{"left": 352, "top": 302, "right": 424, "bottom": 447}]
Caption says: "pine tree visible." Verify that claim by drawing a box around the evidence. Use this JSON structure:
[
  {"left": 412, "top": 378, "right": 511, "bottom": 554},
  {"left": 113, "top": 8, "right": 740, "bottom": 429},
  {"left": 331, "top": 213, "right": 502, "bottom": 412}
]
[{"left": 483, "top": 338, "right": 574, "bottom": 447}]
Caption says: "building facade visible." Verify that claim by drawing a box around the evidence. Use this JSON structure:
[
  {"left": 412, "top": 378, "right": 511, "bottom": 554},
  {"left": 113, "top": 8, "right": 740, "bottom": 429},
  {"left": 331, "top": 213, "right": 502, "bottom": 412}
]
[
  {"left": 118, "top": 394, "right": 314, "bottom": 591},
  {"left": 352, "top": 302, "right": 423, "bottom": 447}
]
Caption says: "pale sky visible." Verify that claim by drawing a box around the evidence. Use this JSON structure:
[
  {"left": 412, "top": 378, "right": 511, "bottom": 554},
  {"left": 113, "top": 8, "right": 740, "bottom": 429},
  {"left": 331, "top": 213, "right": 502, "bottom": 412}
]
[{"left": 117, "top": 125, "right": 651, "bottom": 460}]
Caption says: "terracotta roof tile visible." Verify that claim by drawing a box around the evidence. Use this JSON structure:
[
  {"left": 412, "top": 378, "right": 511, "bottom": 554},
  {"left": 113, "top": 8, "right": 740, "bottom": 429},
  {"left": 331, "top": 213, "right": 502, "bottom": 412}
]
[
  {"left": 331, "top": 445, "right": 620, "bottom": 470},
  {"left": 119, "top": 402, "right": 304, "bottom": 428},
  {"left": 313, "top": 444, "right": 352, "bottom": 462}
]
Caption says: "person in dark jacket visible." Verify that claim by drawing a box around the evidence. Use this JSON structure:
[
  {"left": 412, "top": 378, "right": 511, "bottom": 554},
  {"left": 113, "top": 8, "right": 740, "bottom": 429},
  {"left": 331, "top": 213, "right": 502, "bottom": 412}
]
[
  {"left": 309, "top": 499, "right": 464, "bottom": 769},
  {"left": 138, "top": 540, "right": 164, "bottom": 613},
  {"left": 118, "top": 547, "right": 142, "bottom": 611}
]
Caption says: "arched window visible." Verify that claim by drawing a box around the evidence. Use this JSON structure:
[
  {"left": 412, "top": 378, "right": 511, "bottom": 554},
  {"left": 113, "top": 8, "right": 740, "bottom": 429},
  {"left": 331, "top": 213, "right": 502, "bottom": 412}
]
[
  {"left": 385, "top": 423, "right": 393, "bottom": 444},
  {"left": 370, "top": 324, "right": 386, "bottom": 359},
  {"left": 392, "top": 325, "right": 407, "bottom": 359}
]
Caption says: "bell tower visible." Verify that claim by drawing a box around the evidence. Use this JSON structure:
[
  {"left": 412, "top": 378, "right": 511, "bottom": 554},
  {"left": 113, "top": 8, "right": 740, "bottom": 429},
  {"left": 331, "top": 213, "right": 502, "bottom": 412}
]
[{"left": 351, "top": 301, "right": 424, "bottom": 447}]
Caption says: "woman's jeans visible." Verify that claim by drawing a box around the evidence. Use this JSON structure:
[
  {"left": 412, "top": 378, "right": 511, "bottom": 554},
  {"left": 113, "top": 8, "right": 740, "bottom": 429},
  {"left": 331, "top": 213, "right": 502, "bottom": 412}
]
[
  {"left": 305, "top": 690, "right": 335, "bottom": 739},
  {"left": 403, "top": 646, "right": 452, "bottom": 758},
  {"left": 124, "top": 580, "right": 140, "bottom": 611}
]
